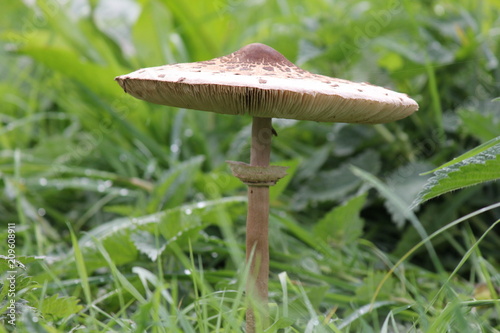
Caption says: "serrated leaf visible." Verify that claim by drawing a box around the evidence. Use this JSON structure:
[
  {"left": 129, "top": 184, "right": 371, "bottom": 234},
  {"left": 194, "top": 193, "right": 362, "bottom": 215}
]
[
  {"left": 313, "top": 193, "right": 367, "bottom": 245},
  {"left": 73, "top": 196, "right": 245, "bottom": 271},
  {"left": 130, "top": 230, "right": 167, "bottom": 262},
  {"left": 421, "top": 136, "right": 500, "bottom": 175},
  {"left": 414, "top": 143, "right": 500, "bottom": 206},
  {"left": 39, "top": 294, "right": 83, "bottom": 320}
]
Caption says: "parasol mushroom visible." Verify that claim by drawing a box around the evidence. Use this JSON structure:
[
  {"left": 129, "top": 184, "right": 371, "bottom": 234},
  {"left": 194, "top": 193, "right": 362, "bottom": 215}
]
[{"left": 115, "top": 43, "right": 418, "bottom": 332}]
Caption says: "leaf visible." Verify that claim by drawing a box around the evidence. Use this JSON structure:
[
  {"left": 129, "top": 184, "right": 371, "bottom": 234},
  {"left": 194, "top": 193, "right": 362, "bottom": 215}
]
[
  {"left": 132, "top": 0, "right": 180, "bottom": 65},
  {"left": 69, "top": 224, "right": 93, "bottom": 307},
  {"left": 458, "top": 109, "right": 500, "bottom": 142},
  {"left": 421, "top": 136, "right": 500, "bottom": 175},
  {"left": 313, "top": 193, "right": 367, "bottom": 245},
  {"left": 75, "top": 196, "right": 246, "bottom": 270},
  {"left": 130, "top": 230, "right": 167, "bottom": 262},
  {"left": 293, "top": 150, "right": 380, "bottom": 209},
  {"left": 148, "top": 155, "right": 205, "bottom": 211},
  {"left": 413, "top": 143, "right": 500, "bottom": 206},
  {"left": 0, "top": 255, "right": 40, "bottom": 271},
  {"left": 39, "top": 294, "right": 83, "bottom": 320},
  {"left": 25, "top": 177, "right": 139, "bottom": 197},
  {"left": 338, "top": 300, "right": 396, "bottom": 330},
  {"left": 162, "top": 1, "right": 219, "bottom": 61},
  {"left": 351, "top": 166, "right": 444, "bottom": 272},
  {"left": 16, "top": 46, "right": 123, "bottom": 98},
  {"left": 63, "top": 229, "right": 138, "bottom": 273}
]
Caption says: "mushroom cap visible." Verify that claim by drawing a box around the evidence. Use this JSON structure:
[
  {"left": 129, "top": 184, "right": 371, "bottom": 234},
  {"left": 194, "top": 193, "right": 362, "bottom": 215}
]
[{"left": 115, "top": 43, "right": 418, "bottom": 123}]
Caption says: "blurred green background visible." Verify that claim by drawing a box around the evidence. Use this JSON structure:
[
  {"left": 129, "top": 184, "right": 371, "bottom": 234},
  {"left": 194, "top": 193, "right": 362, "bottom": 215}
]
[{"left": 1, "top": 0, "right": 499, "bottom": 332}]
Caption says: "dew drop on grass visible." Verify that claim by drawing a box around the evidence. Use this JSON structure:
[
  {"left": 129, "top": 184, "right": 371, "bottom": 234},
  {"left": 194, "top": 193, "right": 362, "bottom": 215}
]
[
  {"left": 184, "top": 128, "right": 193, "bottom": 137},
  {"left": 97, "top": 184, "right": 106, "bottom": 192},
  {"left": 211, "top": 252, "right": 218, "bottom": 258},
  {"left": 170, "top": 143, "right": 179, "bottom": 153},
  {"left": 119, "top": 188, "right": 129, "bottom": 196},
  {"left": 39, "top": 178, "right": 48, "bottom": 186},
  {"left": 196, "top": 202, "right": 206, "bottom": 209},
  {"left": 184, "top": 269, "right": 191, "bottom": 275},
  {"left": 184, "top": 208, "right": 192, "bottom": 215},
  {"left": 38, "top": 208, "right": 46, "bottom": 216}
]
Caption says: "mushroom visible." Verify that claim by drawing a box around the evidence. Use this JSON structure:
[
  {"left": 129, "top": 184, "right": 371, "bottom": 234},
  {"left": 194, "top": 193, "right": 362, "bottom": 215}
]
[{"left": 115, "top": 43, "right": 418, "bottom": 332}]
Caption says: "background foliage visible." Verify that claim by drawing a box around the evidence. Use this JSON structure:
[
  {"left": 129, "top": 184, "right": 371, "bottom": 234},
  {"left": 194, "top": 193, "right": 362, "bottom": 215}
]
[{"left": 1, "top": 0, "right": 499, "bottom": 332}]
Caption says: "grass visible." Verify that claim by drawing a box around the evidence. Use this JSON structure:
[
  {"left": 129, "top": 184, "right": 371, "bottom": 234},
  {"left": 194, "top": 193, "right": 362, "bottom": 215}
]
[{"left": 1, "top": 0, "right": 500, "bottom": 332}]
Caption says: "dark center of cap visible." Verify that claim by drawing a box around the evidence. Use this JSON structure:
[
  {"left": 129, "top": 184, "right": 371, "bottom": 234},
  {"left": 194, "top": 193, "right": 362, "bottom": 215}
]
[{"left": 228, "top": 43, "right": 295, "bottom": 66}]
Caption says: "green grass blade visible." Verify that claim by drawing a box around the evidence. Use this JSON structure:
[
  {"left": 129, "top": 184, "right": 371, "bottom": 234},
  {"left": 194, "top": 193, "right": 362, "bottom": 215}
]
[
  {"left": 370, "top": 202, "right": 500, "bottom": 307},
  {"left": 91, "top": 236, "right": 147, "bottom": 304},
  {"left": 425, "top": 219, "right": 500, "bottom": 314},
  {"left": 350, "top": 166, "right": 444, "bottom": 273},
  {"left": 67, "top": 222, "right": 96, "bottom": 327}
]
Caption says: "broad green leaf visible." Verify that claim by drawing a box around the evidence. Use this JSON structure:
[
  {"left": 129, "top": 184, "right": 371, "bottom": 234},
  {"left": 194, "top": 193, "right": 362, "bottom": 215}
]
[
  {"left": 73, "top": 229, "right": 138, "bottom": 273},
  {"left": 78, "top": 196, "right": 245, "bottom": 252},
  {"left": 413, "top": 143, "right": 500, "bottom": 206},
  {"left": 313, "top": 192, "right": 367, "bottom": 245},
  {"left": 38, "top": 294, "right": 83, "bottom": 320},
  {"left": 0, "top": 256, "right": 39, "bottom": 272},
  {"left": 421, "top": 136, "right": 500, "bottom": 175},
  {"left": 130, "top": 230, "right": 167, "bottom": 262}
]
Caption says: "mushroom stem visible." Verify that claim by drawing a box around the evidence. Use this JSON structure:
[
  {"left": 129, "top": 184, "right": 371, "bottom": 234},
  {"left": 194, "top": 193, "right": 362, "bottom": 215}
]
[{"left": 246, "top": 116, "right": 273, "bottom": 332}]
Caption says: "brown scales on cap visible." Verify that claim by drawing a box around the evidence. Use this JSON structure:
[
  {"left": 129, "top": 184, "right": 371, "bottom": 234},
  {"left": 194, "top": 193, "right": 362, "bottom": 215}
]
[
  {"left": 115, "top": 43, "right": 418, "bottom": 123},
  {"left": 221, "top": 43, "right": 295, "bottom": 66}
]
